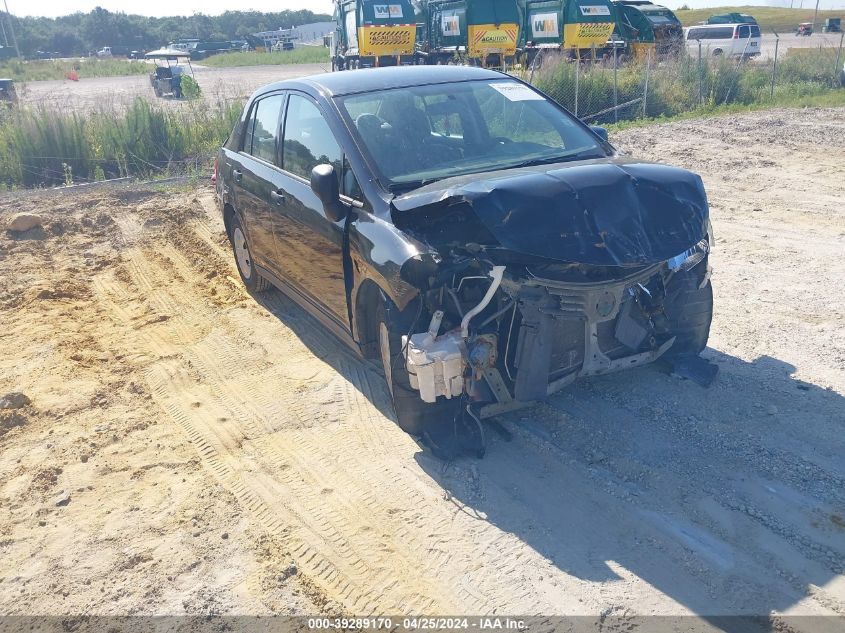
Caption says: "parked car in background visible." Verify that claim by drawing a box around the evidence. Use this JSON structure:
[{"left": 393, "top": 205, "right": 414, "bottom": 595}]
[
  {"left": 96, "top": 46, "right": 113, "bottom": 57},
  {"left": 684, "top": 23, "right": 761, "bottom": 57},
  {"left": 215, "top": 66, "right": 715, "bottom": 457},
  {"left": 706, "top": 12, "right": 756, "bottom": 24}
]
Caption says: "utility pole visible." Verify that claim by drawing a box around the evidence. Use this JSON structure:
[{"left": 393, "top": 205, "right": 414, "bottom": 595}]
[
  {"left": 2, "top": 0, "right": 20, "bottom": 58},
  {"left": 811, "top": 0, "right": 820, "bottom": 33}
]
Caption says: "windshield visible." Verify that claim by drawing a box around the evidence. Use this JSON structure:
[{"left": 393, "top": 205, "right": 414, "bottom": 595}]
[{"left": 337, "top": 79, "right": 607, "bottom": 192}]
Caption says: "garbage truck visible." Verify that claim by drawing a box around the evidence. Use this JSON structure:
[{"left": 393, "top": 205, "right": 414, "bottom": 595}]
[
  {"left": 332, "top": 0, "right": 418, "bottom": 69},
  {"left": 611, "top": 0, "right": 683, "bottom": 57},
  {"left": 520, "top": 0, "right": 616, "bottom": 63},
  {"left": 418, "top": 0, "right": 521, "bottom": 66}
]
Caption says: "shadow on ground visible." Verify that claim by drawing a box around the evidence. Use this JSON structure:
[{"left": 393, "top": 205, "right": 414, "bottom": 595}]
[{"left": 255, "top": 287, "right": 845, "bottom": 628}]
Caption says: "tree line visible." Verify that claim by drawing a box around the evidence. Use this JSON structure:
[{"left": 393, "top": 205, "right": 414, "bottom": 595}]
[{"left": 3, "top": 7, "right": 332, "bottom": 57}]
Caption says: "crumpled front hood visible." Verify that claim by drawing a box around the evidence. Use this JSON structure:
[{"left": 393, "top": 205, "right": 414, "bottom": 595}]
[{"left": 391, "top": 159, "right": 710, "bottom": 266}]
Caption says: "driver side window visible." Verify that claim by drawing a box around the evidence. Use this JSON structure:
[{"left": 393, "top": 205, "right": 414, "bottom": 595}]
[{"left": 282, "top": 94, "right": 361, "bottom": 199}]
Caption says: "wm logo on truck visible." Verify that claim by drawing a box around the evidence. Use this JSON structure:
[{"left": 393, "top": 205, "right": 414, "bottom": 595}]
[{"left": 531, "top": 12, "right": 559, "bottom": 38}]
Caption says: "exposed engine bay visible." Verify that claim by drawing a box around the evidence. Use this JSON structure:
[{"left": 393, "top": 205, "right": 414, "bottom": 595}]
[
  {"left": 401, "top": 243, "right": 712, "bottom": 418},
  {"left": 386, "top": 160, "right": 716, "bottom": 455}
]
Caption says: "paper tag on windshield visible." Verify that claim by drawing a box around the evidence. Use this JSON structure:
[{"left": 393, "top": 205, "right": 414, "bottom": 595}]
[{"left": 489, "top": 82, "right": 545, "bottom": 101}]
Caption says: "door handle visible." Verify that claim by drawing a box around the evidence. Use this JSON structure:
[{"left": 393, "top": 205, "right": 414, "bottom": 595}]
[
  {"left": 232, "top": 169, "right": 242, "bottom": 183},
  {"left": 270, "top": 190, "right": 286, "bottom": 205}
]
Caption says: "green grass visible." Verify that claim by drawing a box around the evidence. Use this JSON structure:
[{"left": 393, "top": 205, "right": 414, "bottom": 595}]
[
  {"left": 529, "top": 48, "right": 844, "bottom": 124},
  {"left": 200, "top": 47, "right": 330, "bottom": 68},
  {"left": 675, "top": 5, "right": 844, "bottom": 33},
  {"left": 0, "top": 58, "right": 152, "bottom": 82},
  {"left": 0, "top": 97, "right": 240, "bottom": 188},
  {"left": 607, "top": 89, "right": 845, "bottom": 132}
]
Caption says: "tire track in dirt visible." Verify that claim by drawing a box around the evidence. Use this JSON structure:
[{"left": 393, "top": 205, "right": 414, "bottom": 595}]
[
  {"left": 93, "top": 215, "right": 470, "bottom": 613},
  {"left": 89, "top": 114, "right": 845, "bottom": 616},
  {"left": 95, "top": 210, "right": 630, "bottom": 615}
]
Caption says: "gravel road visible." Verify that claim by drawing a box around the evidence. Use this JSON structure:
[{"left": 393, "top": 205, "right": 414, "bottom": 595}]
[
  {"left": 0, "top": 107, "right": 843, "bottom": 627},
  {"left": 20, "top": 63, "right": 329, "bottom": 112}
]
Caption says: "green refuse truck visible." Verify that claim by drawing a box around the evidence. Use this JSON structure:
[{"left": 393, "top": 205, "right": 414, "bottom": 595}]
[
  {"left": 332, "top": 0, "right": 419, "bottom": 69},
  {"left": 611, "top": 0, "right": 683, "bottom": 57},
  {"left": 415, "top": 0, "right": 521, "bottom": 66},
  {"left": 519, "top": 0, "right": 616, "bottom": 62}
]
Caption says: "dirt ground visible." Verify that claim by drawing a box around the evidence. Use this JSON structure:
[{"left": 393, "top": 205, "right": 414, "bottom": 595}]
[{"left": 0, "top": 106, "right": 843, "bottom": 626}]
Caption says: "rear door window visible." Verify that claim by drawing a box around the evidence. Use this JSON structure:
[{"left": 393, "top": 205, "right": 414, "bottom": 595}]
[
  {"left": 244, "top": 94, "right": 284, "bottom": 165},
  {"left": 739, "top": 24, "right": 761, "bottom": 37}
]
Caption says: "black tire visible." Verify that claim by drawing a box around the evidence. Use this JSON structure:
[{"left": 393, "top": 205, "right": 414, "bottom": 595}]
[
  {"left": 228, "top": 215, "right": 270, "bottom": 293},
  {"left": 375, "top": 297, "right": 452, "bottom": 437},
  {"left": 663, "top": 259, "right": 713, "bottom": 357}
]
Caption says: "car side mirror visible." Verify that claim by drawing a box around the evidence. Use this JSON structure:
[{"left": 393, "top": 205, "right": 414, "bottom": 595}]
[
  {"left": 590, "top": 126, "right": 609, "bottom": 142},
  {"left": 310, "top": 164, "right": 346, "bottom": 223}
]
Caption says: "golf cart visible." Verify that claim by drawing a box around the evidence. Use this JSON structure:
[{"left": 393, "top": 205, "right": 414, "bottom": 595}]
[
  {"left": 145, "top": 48, "right": 195, "bottom": 98},
  {"left": 822, "top": 18, "right": 841, "bottom": 33},
  {"left": 0, "top": 78, "right": 17, "bottom": 106},
  {"left": 795, "top": 22, "right": 813, "bottom": 36}
]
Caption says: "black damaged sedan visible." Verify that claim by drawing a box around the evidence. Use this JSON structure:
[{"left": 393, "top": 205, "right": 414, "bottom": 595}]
[{"left": 216, "top": 66, "right": 713, "bottom": 457}]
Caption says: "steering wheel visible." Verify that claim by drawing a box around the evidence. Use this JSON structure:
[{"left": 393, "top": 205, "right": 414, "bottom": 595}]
[{"left": 355, "top": 113, "right": 387, "bottom": 136}]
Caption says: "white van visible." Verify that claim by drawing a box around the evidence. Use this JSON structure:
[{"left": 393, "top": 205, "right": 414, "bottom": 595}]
[{"left": 684, "top": 23, "right": 761, "bottom": 58}]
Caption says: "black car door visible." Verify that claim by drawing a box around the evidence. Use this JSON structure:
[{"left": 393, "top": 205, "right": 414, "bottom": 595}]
[
  {"left": 273, "top": 92, "right": 353, "bottom": 332},
  {"left": 230, "top": 92, "right": 286, "bottom": 275}
]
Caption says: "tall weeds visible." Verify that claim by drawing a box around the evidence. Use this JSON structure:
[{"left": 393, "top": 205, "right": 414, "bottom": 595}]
[
  {"left": 0, "top": 98, "right": 240, "bottom": 188},
  {"left": 0, "top": 59, "right": 152, "bottom": 82},
  {"left": 201, "top": 48, "right": 330, "bottom": 68},
  {"left": 530, "top": 48, "right": 841, "bottom": 123}
]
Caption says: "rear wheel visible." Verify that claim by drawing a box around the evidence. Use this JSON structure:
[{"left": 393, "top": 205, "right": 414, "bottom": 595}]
[{"left": 229, "top": 216, "right": 270, "bottom": 293}]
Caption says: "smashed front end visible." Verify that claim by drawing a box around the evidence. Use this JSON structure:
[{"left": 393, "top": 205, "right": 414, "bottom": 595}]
[{"left": 391, "top": 160, "right": 715, "bottom": 419}]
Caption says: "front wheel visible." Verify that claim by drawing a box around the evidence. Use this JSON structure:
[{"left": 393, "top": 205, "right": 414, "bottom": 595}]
[
  {"left": 662, "top": 259, "right": 713, "bottom": 358},
  {"left": 229, "top": 215, "right": 270, "bottom": 293},
  {"left": 376, "top": 298, "right": 458, "bottom": 438}
]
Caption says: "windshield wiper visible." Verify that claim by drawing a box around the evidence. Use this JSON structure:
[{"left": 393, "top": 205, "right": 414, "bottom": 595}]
[
  {"left": 388, "top": 178, "right": 440, "bottom": 194},
  {"left": 507, "top": 151, "right": 603, "bottom": 170}
]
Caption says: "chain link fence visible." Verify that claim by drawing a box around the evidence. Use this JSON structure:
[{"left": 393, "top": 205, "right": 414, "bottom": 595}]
[{"left": 515, "top": 31, "right": 845, "bottom": 125}]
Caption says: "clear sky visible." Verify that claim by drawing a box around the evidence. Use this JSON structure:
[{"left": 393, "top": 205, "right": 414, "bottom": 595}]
[{"left": 15, "top": 0, "right": 845, "bottom": 18}]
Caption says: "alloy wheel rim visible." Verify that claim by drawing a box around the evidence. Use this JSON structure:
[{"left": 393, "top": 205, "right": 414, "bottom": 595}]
[
  {"left": 378, "top": 322, "right": 394, "bottom": 397},
  {"left": 233, "top": 227, "right": 252, "bottom": 279}
]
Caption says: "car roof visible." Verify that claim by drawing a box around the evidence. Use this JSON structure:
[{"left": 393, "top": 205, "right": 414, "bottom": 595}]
[
  {"left": 689, "top": 23, "right": 746, "bottom": 28},
  {"left": 255, "top": 65, "right": 508, "bottom": 98}
]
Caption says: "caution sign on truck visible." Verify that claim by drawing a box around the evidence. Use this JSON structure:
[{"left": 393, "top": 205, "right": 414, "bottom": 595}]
[
  {"left": 358, "top": 24, "right": 417, "bottom": 56},
  {"left": 561, "top": 1, "right": 615, "bottom": 49},
  {"left": 562, "top": 21, "right": 615, "bottom": 47},
  {"left": 467, "top": 23, "right": 519, "bottom": 57}
]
